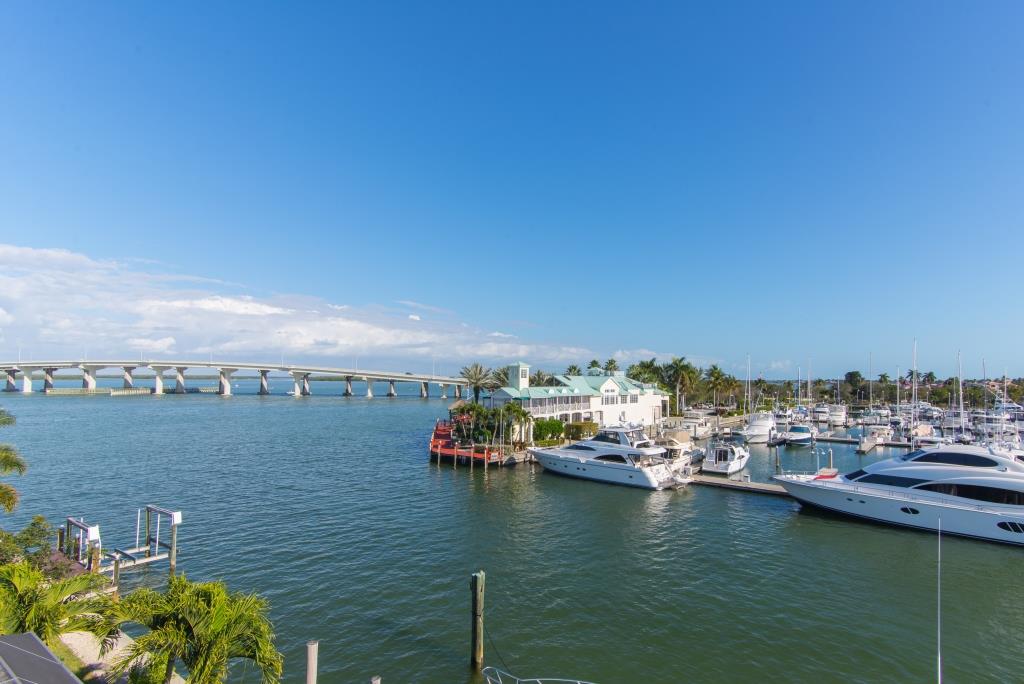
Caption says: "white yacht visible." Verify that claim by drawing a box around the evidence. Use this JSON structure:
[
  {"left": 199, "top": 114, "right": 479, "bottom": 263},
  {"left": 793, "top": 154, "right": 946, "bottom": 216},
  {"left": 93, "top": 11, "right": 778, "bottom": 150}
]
[
  {"left": 781, "top": 423, "right": 817, "bottom": 447},
  {"left": 827, "top": 404, "right": 848, "bottom": 426},
  {"left": 702, "top": 441, "right": 751, "bottom": 475},
  {"left": 774, "top": 444, "right": 1024, "bottom": 545},
  {"left": 740, "top": 412, "right": 776, "bottom": 444},
  {"left": 774, "top": 406, "right": 793, "bottom": 424},
  {"left": 860, "top": 406, "right": 891, "bottom": 425},
  {"left": 529, "top": 426, "right": 692, "bottom": 490},
  {"left": 678, "top": 410, "right": 713, "bottom": 439},
  {"left": 812, "top": 404, "right": 831, "bottom": 423}
]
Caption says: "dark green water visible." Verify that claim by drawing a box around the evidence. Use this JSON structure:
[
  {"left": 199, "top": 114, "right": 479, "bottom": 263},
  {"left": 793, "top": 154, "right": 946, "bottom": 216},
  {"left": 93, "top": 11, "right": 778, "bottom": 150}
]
[{"left": 2, "top": 381, "right": 1022, "bottom": 683}]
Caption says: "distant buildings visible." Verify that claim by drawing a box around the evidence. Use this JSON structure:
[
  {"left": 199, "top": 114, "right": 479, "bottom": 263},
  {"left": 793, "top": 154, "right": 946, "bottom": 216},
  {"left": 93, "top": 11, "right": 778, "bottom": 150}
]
[{"left": 490, "top": 362, "right": 669, "bottom": 428}]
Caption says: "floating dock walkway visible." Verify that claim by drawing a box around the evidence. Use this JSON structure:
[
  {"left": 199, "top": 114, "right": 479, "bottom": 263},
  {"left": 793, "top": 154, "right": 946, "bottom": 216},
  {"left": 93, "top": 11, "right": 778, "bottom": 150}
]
[{"left": 690, "top": 473, "right": 789, "bottom": 497}]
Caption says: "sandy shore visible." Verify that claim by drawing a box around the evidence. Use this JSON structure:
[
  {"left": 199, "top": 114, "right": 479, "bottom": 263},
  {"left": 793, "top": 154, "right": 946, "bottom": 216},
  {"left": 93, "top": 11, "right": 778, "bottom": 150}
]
[{"left": 61, "top": 631, "right": 186, "bottom": 683}]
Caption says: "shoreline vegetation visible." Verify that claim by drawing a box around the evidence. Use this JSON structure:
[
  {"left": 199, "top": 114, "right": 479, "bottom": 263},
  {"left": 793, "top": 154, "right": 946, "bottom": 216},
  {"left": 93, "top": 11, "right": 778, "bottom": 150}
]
[{"left": 0, "top": 406, "right": 284, "bottom": 683}]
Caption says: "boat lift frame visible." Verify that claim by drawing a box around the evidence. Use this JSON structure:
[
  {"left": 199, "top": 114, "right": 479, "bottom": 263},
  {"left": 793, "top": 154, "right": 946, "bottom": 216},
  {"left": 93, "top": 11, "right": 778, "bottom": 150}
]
[{"left": 57, "top": 504, "right": 183, "bottom": 590}]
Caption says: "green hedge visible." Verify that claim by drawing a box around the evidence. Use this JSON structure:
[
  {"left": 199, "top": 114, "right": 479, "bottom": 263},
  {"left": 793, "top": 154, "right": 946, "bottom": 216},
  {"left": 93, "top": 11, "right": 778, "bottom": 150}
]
[
  {"left": 565, "top": 421, "right": 599, "bottom": 440},
  {"left": 533, "top": 418, "right": 564, "bottom": 442}
]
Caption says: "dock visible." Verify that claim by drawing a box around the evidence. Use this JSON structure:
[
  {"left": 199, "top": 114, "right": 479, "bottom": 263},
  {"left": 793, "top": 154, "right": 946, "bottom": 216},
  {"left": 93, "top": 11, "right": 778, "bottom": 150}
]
[{"left": 690, "top": 473, "right": 790, "bottom": 497}]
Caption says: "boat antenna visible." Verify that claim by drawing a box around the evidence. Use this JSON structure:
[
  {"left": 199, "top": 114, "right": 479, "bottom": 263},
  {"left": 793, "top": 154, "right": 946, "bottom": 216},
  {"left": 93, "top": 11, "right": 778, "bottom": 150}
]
[{"left": 937, "top": 516, "right": 943, "bottom": 684}]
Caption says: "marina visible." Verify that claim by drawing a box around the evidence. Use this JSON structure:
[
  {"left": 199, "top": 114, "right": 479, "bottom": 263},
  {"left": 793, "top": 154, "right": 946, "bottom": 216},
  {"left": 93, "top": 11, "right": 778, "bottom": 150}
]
[{"left": 4, "top": 381, "right": 1023, "bottom": 682}]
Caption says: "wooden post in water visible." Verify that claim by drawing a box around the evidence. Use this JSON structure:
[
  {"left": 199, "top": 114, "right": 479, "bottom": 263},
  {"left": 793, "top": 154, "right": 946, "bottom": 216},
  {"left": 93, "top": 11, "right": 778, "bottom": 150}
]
[
  {"left": 305, "top": 640, "right": 319, "bottom": 684},
  {"left": 169, "top": 524, "right": 179, "bottom": 575},
  {"left": 145, "top": 508, "right": 152, "bottom": 557},
  {"left": 57, "top": 528, "right": 65, "bottom": 556},
  {"left": 470, "top": 570, "right": 485, "bottom": 670},
  {"left": 112, "top": 556, "right": 121, "bottom": 599}
]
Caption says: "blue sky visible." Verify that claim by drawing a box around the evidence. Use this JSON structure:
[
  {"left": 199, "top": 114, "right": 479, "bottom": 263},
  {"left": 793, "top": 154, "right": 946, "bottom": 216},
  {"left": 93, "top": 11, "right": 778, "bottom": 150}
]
[{"left": 1, "top": 2, "right": 1022, "bottom": 378}]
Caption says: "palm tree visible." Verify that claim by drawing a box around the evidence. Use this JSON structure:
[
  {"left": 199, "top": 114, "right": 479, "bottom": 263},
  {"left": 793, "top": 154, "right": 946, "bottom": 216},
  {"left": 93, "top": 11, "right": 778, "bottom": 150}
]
[
  {"left": 0, "top": 409, "right": 25, "bottom": 513},
  {"left": 587, "top": 359, "right": 601, "bottom": 370},
  {"left": 114, "top": 575, "right": 282, "bottom": 684},
  {"left": 0, "top": 561, "right": 115, "bottom": 650},
  {"left": 530, "top": 370, "right": 553, "bottom": 387},
  {"left": 704, "top": 365, "right": 727, "bottom": 408},
  {"left": 460, "top": 363, "right": 493, "bottom": 404},
  {"left": 626, "top": 358, "right": 660, "bottom": 385},
  {"left": 564, "top": 364, "right": 582, "bottom": 377},
  {"left": 661, "top": 357, "right": 698, "bottom": 414},
  {"left": 490, "top": 366, "right": 510, "bottom": 387},
  {"left": 603, "top": 358, "right": 619, "bottom": 372}
]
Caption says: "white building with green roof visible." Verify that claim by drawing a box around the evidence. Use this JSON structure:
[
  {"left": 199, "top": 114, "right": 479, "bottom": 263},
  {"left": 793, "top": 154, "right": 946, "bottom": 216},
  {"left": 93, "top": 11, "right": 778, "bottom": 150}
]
[{"left": 490, "top": 362, "right": 669, "bottom": 429}]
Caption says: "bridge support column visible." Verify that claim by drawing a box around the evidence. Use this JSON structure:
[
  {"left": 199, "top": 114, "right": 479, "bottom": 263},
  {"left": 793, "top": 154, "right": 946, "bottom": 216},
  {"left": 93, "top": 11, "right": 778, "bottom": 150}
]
[
  {"left": 175, "top": 367, "right": 187, "bottom": 394},
  {"left": 218, "top": 368, "right": 236, "bottom": 396},
  {"left": 365, "top": 378, "right": 374, "bottom": 398},
  {"left": 387, "top": 379, "right": 397, "bottom": 397},
  {"left": 150, "top": 366, "right": 170, "bottom": 394},
  {"left": 453, "top": 384, "right": 462, "bottom": 399},
  {"left": 344, "top": 377, "right": 353, "bottom": 396},
  {"left": 4, "top": 369, "right": 16, "bottom": 392},
  {"left": 290, "top": 372, "right": 310, "bottom": 397},
  {"left": 421, "top": 381, "right": 428, "bottom": 398},
  {"left": 258, "top": 370, "right": 270, "bottom": 395},
  {"left": 80, "top": 366, "right": 98, "bottom": 390},
  {"left": 122, "top": 367, "right": 136, "bottom": 389},
  {"left": 439, "top": 383, "right": 448, "bottom": 399},
  {"left": 18, "top": 367, "right": 39, "bottom": 393},
  {"left": 44, "top": 368, "right": 55, "bottom": 391}
]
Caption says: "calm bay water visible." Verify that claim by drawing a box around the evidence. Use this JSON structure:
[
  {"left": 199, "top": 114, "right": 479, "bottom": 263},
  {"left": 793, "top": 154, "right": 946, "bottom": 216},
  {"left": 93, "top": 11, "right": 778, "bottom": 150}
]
[{"left": 2, "top": 379, "right": 1023, "bottom": 682}]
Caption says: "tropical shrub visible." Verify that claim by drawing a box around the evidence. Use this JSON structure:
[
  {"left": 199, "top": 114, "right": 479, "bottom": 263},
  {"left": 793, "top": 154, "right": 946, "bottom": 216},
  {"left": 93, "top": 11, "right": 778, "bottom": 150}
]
[
  {"left": 565, "top": 421, "right": 598, "bottom": 440},
  {"left": 533, "top": 418, "right": 564, "bottom": 442},
  {"left": 0, "top": 561, "right": 115, "bottom": 649}
]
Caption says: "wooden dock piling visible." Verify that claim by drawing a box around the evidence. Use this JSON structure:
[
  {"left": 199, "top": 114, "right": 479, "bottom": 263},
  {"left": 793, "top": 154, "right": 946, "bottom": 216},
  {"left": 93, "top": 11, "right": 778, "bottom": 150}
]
[{"left": 470, "top": 570, "right": 485, "bottom": 670}]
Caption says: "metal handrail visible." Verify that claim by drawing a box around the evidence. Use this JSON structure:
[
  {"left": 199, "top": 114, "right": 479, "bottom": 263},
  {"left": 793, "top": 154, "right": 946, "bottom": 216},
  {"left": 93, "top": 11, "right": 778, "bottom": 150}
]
[{"left": 482, "top": 667, "right": 598, "bottom": 684}]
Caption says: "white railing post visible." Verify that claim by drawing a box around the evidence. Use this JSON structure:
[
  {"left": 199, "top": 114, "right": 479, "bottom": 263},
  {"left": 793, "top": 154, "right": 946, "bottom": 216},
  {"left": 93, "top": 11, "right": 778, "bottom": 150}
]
[{"left": 306, "top": 640, "right": 319, "bottom": 684}]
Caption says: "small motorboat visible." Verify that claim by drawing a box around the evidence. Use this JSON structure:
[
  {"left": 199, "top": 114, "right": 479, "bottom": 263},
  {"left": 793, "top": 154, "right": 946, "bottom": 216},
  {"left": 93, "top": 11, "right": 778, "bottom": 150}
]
[
  {"left": 781, "top": 424, "right": 817, "bottom": 447},
  {"left": 701, "top": 441, "right": 751, "bottom": 475}
]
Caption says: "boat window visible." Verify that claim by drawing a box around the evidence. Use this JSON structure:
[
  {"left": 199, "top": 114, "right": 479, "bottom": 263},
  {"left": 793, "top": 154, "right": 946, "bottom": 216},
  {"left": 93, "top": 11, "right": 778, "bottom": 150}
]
[
  {"left": 901, "top": 449, "right": 927, "bottom": 461},
  {"left": 857, "top": 474, "right": 930, "bottom": 488},
  {"left": 915, "top": 483, "right": 1024, "bottom": 506},
  {"left": 845, "top": 469, "right": 868, "bottom": 481},
  {"left": 594, "top": 454, "right": 628, "bottom": 464},
  {"left": 590, "top": 432, "right": 622, "bottom": 444},
  {"left": 565, "top": 444, "right": 595, "bottom": 451},
  {"left": 998, "top": 521, "right": 1024, "bottom": 533},
  {"left": 912, "top": 452, "right": 998, "bottom": 468}
]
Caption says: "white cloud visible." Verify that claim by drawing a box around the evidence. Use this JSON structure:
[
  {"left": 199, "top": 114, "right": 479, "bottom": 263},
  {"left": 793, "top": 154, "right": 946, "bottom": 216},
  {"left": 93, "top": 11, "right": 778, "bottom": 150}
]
[
  {"left": 126, "top": 336, "right": 176, "bottom": 354},
  {"left": 146, "top": 296, "right": 292, "bottom": 316},
  {"left": 0, "top": 243, "right": 597, "bottom": 367},
  {"left": 396, "top": 300, "right": 452, "bottom": 315}
]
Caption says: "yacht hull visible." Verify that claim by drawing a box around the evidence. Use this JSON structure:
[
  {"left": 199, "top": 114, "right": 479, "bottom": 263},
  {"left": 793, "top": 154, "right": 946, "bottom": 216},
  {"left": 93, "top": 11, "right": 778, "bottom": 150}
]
[
  {"left": 532, "top": 450, "right": 683, "bottom": 490},
  {"left": 775, "top": 476, "right": 1024, "bottom": 546}
]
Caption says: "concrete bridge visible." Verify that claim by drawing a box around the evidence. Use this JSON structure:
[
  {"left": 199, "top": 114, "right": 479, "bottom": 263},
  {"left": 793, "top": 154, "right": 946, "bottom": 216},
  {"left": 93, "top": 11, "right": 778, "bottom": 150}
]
[{"left": 0, "top": 360, "right": 467, "bottom": 398}]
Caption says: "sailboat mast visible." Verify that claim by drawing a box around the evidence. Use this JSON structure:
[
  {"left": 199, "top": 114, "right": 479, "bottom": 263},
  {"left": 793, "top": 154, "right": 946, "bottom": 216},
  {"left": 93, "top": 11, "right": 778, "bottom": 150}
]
[
  {"left": 869, "top": 352, "right": 873, "bottom": 406},
  {"left": 957, "top": 351, "right": 965, "bottom": 434}
]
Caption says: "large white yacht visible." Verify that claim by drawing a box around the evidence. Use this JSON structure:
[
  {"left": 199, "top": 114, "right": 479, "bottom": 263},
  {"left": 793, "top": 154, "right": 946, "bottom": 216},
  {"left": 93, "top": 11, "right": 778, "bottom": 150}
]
[
  {"left": 740, "top": 412, "right": 776, "bottom": 444},
  {"left": 702, "top": 441, "right": 751, "bottom": 475},
  {"left": 774, "top": 444, "right": 1024, "bottom": 545},
  {"left": 529, "top": 426, "right": 692, "bottom": 490},
  {"left": 827, "top": 404, "right": 848, "bottom": 426},
  {"left": 812, "top": 404, "right": 831, "bottom": 423}
]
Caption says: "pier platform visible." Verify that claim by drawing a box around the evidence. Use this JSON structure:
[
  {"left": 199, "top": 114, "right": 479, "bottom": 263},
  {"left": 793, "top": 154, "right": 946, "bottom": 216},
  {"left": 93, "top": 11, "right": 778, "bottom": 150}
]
[{"left": 691, "top": 473, "right": 790, "bottom": 497}]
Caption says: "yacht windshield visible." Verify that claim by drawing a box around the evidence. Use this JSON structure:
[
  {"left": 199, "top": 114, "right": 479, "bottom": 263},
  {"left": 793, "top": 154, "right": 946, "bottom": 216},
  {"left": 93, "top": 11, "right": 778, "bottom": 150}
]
[{"left": 626, "top": 429, "right": 648, "bottom": 445}]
